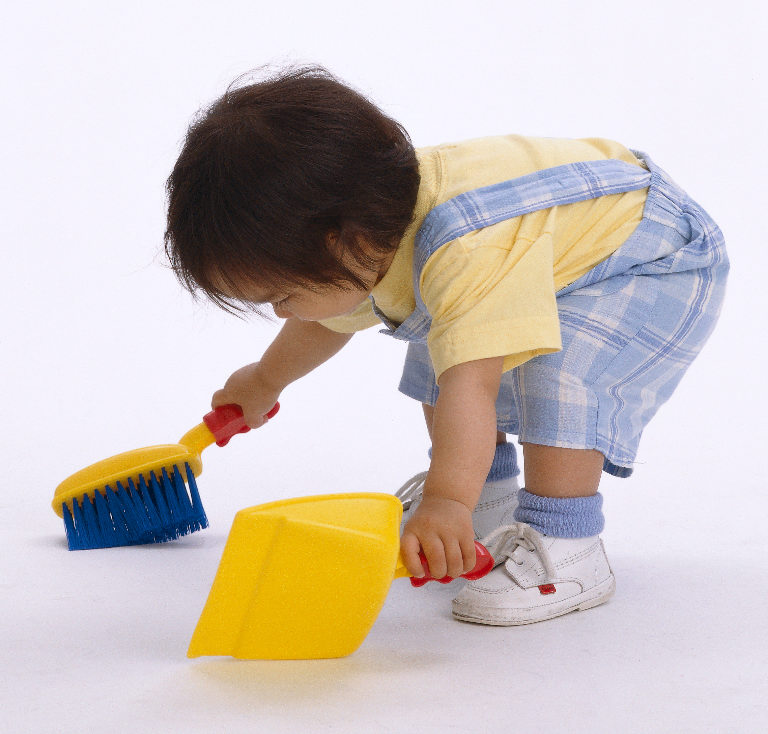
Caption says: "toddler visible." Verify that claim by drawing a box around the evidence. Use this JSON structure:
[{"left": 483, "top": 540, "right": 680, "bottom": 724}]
[{"left": 164, "top": 65, "right": 728, "bottom": 626}]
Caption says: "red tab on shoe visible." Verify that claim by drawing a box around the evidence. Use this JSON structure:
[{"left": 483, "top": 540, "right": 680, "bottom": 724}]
[{"left": 538, "top": 584, "right": 556, "bottom": 595}]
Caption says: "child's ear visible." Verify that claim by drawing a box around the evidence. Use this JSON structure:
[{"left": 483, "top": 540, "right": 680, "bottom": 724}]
[
  {"left": 325, "top": 229, "right": 342, "bottom": 254},
  {"left": 328, "top": 226, "right": 379, "bottom": 260},
  {"left": 325, "top": 226, "right": 389, "bottom": 286}
]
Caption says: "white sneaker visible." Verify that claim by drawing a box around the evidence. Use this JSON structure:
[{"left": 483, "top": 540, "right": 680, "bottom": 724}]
[
  {"left": 452, "top": 523, "right": 615, "bottom": 625},
  {"left": 395, "top": 471, "right": 520, "bottom": 540}
]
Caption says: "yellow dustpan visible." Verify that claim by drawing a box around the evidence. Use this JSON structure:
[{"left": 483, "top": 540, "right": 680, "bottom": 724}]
[{"left": 187, "top": 492, "right": 493, "bottom": 660}]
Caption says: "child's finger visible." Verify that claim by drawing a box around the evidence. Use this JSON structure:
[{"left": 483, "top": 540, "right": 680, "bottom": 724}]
[
  {"left": 420, "top": 536, "right": 448, "bottom": 580},
  {"left": 210, "top": 389, "right": 229, "bottom": 409},
  {"left": 399, "top": 532, "right": 426, "bottom": 577},
  {"left": 241, "top": 410, "right": 269, "bottom": 429},
  {"left": 461, "top": 538, "right": 478, "bottom": 574},
  {"left": 442, "top": 539, "right": 466, "bottom": 578}
]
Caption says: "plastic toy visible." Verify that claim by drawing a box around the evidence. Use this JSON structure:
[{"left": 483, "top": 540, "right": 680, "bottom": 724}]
[
  {"left": 187, "top": 492, "right": 493, "bottom": 660},
  {"left": 51, "top": 403, "right": 279, "bottom": 550}
]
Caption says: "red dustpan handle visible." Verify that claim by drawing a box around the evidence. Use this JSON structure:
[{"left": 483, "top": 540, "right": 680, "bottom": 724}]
[
  {"left": 410, "top": 541, "right": 494, "bottom": 587},
  {"left": 203, "top": 403, "right": 280, "bottom": 447}
]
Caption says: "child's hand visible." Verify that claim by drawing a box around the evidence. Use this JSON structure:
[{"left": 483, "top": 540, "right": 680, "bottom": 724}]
[
  {"left": 400, "top": 496, "right": 477, "bottom": 579},
  {"left": 211, "top": 362, "right": 283, "bottom": 428}
]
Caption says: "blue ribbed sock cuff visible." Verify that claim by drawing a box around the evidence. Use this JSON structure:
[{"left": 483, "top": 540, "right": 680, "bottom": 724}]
[
  {"left": 427, "top": 442, "right": 520, "bottom": 481},
  {"left": 486, "top": 442, "right": 520, "bottom": 481},
  {"left": 514, "top": 488, "right": 605, "bottom": 537}
]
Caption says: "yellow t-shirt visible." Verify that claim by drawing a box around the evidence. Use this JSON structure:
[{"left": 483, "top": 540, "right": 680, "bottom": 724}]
[{"left": 321, "top": 135, "right": 648, "bottom": 382}]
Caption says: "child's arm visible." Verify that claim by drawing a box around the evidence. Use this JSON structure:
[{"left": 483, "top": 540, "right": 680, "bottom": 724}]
[
  {"left": 211, "top": 318, "right": 354, "bottom": 426},
  {"left": 400, "top": 356, "right": 504, "bottom": 579}
]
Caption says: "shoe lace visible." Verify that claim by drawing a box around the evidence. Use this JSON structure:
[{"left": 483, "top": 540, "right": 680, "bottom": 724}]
[
  {"left": 394, "top": 471, "right": 428, "bottom": 510},
  {"left": 481, "top": 523, "right": 557, "bottom": 583}
]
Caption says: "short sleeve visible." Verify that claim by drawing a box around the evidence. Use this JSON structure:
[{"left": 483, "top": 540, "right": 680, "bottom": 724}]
[{"left": 421, "top": 229, "right": 563, "bottom": 383}]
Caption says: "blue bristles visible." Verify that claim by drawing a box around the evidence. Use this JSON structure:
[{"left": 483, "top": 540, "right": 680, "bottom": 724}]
[{"left": 62, "top": 462, "right": 208, "bottom": 551}]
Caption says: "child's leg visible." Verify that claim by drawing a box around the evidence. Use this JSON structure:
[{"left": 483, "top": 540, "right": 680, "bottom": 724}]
[
  {"left": 514, "top": 443, "right": 607, "bottom": 540},
  {"left": 522, "top": 444, "right": 602, "bottom": 497}
]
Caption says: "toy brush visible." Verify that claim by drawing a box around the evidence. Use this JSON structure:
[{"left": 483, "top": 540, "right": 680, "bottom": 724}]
[{"left": 52, "top": 403, "right": 279, "bottom": 551}]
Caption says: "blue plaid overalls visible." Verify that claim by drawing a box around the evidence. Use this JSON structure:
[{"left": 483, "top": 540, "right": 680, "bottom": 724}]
[{"left": 374, "top": 151, "right": 728, "bottom": 477}]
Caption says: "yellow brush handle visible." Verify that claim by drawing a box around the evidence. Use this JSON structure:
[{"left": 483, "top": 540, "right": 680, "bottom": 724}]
[{"left": 178, "top": 422, "right": 217, "bottom": 454}]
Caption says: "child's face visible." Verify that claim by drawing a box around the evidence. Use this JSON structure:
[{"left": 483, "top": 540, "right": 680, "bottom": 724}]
[
  {"left": 218, "top": 262, "right": 390, "bottom": 321},
  {"left": 257, "top": 281, "right": 373, "bottom": 321},
  {"left": 214, "top": 234, "right": 395, "bottom": 321}
]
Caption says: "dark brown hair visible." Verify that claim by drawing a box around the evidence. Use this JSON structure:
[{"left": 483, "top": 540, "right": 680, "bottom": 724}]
[{"left": 164, "top": 64, "right": 420, "bottom": 313}]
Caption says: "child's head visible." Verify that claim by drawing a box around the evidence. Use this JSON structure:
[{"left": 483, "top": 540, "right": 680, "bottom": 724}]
[{"left": 164, "top": 64, "right": 420, "bottom": 314}]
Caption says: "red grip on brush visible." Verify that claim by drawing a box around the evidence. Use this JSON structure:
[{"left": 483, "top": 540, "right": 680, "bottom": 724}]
[
  {"left": 410, "top": 541, "right": 494, "bottom": 587},
  {"left": 203, "top": 403, "right": 280, "bottom": 447}
]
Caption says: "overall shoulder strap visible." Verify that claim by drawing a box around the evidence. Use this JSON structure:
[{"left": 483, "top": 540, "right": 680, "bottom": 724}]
[{"left": 411, "top": 158, "right": 651, "bottom": 313}]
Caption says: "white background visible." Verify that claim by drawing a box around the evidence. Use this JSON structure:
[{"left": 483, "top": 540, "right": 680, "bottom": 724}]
[{"left": 2, "top": 1, "right": 766, "bottom": 732}]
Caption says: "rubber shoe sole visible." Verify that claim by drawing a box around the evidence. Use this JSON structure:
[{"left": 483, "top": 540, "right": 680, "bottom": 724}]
[{"left": 452, "top": 574, "right": 616, "bottom": 626}]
